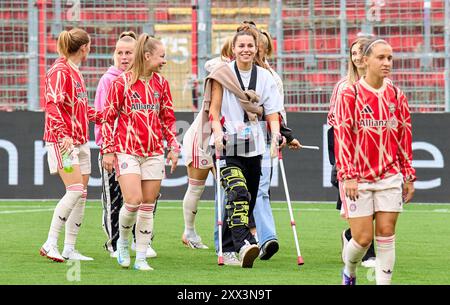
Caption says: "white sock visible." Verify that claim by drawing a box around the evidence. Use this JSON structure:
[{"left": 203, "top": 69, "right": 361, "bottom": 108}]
[
  {"left": 375, "top": 235, "right": 396, "bottom": 285},
  {"left": 344, "top": 238, "right": 370, "bottom": 277},
  {"left": 46, "top": 184, "right": 84, "bottom": 246},
  {"left": 119, "top": 203, "right": 139, "bottom": 243},
  {"left": 182, "top": 179, "right": 205, "bottom": 238},
  {"left": 135, "top": 203, "right": 155, "bottom": 260},
  {"left": 64, "top": 189, "right": 87, "bottom": 251}
]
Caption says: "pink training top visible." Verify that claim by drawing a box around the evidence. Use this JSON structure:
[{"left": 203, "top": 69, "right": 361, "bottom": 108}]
[{"left": 94, "top": 66, "right": 122, "bottom": 147}]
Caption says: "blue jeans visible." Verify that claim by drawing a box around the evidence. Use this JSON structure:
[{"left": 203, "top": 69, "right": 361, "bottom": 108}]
[
  {"left": 253, "top": 147, "right": 277, "bottom": 246},
  {"left": 214, "top": 147, "right": 277, "bottom": 252}
]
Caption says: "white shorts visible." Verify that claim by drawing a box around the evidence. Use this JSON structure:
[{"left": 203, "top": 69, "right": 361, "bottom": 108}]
[
  {"left": 340, "top": 173, "right": 404, "bottom": 219},
  {"left": 182, "top": 121, "right": 213, "bottom": 169},
  {"left": 46, "top": 142, "right": 91, "bottom": 175},
  {"left": 115, "top": 153, "right": 165, "bottom": 180}
]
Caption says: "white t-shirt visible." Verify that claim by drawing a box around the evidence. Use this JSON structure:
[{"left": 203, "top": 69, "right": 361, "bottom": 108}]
[
  {"left": 215, "top": 61, "right": 283, "bottom": 157},
  {"left": 268, "top": 66, "right": 287, "bottom": 124}
]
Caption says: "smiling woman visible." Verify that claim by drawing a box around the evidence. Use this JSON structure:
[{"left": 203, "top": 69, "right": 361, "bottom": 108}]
[
  {"left": 94, "top": 31, "right": 157, "bottom": 261},
  {"left": 207, "top": 25, "right": 284, "bottom": 268},
  {"left": 100, "top": 33, "right": 181, "bottom": 272}
]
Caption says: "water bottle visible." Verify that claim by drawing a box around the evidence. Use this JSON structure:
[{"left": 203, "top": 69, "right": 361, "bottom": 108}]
[{"left": 62, "top": 152, "right": 73, "bottom": 173}]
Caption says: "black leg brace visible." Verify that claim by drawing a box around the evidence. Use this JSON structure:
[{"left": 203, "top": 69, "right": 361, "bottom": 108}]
[{"left": 220, "top": 166, "right": 251, "bottom": 228}]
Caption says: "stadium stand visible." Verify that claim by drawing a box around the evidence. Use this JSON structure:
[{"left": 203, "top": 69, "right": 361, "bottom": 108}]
[{"left": 0, "top": 0, "right": 448, "bottom": 112}]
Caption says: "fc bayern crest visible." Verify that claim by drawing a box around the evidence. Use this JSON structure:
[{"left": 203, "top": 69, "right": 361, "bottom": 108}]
[
  {"left": 350, "top": 203, "right": 357, "bottom": 212},
  {"left": 388, "top": 117, "right": 398, "bottom": 128},
  {"left": 389, "top": 103, "right": 396, "bottom": 113},
  {"left": 201, "top": 159, "right": 208, "bottom": 166},
  {"left": 121, "top": 162, "right": 128, "bottom": 169}
]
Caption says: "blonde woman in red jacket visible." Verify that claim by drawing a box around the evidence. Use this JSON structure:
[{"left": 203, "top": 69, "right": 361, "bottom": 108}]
[
  {"left": 40, "top": 28, "right": 100, "bottom": 263},
  {"left": 102, "top": 34, "right": 180, "bottom": 271},
  {"left": 335, "top": 38, "right": 415, "bottom": 285}
]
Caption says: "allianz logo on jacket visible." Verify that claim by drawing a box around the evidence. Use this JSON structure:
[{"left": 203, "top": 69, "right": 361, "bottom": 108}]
[
  {"left": 359, "top": 117, "right": 398, "bottom": 128},
  {"left": 131, "top": 103, "right": 160, "bottom": 111},
  {"left": 359, "top": 104, "right": 398, "bottom": 128},
  {"left": 130, "top": 90, "right": 161, "bottom": 111}
]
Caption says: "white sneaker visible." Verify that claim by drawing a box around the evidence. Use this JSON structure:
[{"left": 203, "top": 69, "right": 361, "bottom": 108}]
[
  {"left": 131, "top": 241, "right": 157, "bottom": 258},
  {"left": 117, "top": 239, "right": 130, "bottom": 268},
  {"left": 110, "top": 251, "right": 118, "bottom": 258},
  {"left": 40, "top": 242, "right": 64, "bottom": 263},
  {"left": 146, "top": 244, "right": 157, "bottom": 258},
  {"left": 341, "top": 229, "right": 349, "bottom": 263},
  {"left": 62, "top": 249, "right": 94, "bottom": 261},
  {"left": 182, "top": 234, "right": 209, "bottom": 249},
  {"left": 238, "top": 241, "right": 259, "bottom": 268},
  {"left": 222, "top": 252, "right": 240, "bottom": 266},
  {"left": 133, "top": 259, "right": 154, "bottom": 271},
  {"left": 361, "top": 257, "right": 376, "bottom": 268}
]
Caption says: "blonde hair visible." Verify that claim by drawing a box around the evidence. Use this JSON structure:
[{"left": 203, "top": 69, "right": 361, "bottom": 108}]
[
  {"left": 128, "top": 33, "right": 162, "bottom": 85},
  {"left": 57, "top": 28, "right": 90, "bottom": 58},
  {"left": 347, "top": 37, "right": 371, "bottom": 85},
  {"left": 118, "top": 31, "right": 137, "bottom": 42},
  {"left": 220, "top": 37, "right": 233, "bottom": 60},
  {"left": 259, "top": 29, "right": 274, "bottom": 59}
]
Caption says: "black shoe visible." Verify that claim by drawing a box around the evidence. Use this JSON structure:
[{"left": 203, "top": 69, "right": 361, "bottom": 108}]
[
  {"left": 259, "top": 239, "right": 279, "bottom": 260},
  {"left": 362, "top": 241, "right": 376, "bottom": 260}
]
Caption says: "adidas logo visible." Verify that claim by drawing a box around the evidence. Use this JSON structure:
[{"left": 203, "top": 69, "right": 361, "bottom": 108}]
[
  {"left": 58, "top": 216, "right": 67, "bottom": 222},
  {"left": 75, "top": 223, "right": 81, "bottom": 227},
  {"left": 383, "top": 269, "right": 393, "bottom": 274},
  {"left": 361, "top": 105, "right": 373, "bottom": 114},
  {"left": 140, "top": 230, "right": 152, "bottom": 235},
  {"left": 131, "top": 91, "right": 141, "bottom": 100},
  {"left": 192, "top": 210, "right": 197, "bottom": 215},
  {"left": 122, "top": 225, "right": 132, "bottom": 229}
]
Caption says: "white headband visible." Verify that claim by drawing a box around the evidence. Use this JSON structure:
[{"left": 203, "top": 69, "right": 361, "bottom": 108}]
[{"left": 363, "top": 39, "right": 388, "bottom": 56}]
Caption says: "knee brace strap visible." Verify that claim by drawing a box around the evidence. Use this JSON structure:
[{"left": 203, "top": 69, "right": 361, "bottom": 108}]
[
  {"left": 226, "top": 201, "right": 250, "bottom": 228},
  {"left": 220, "top": 167, "right": 246, "bottom": 188},
  {"left": 221, "top": 167, "right": 250, "bottom": 202}
]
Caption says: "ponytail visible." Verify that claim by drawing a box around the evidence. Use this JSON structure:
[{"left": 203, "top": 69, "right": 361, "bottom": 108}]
[
  {"left": 129, "top": 33, "right": 162, "bottom": 85},
  {"left": 57, "top": 28, "right": 90, "bottom": 58}
]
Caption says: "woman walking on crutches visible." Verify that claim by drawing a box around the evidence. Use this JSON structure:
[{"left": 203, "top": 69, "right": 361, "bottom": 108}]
[{"left": 206, "top": 25, "right": 283, "bottom": 268}]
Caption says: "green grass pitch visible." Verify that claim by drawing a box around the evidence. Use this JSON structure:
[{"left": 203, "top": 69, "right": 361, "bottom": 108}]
[{"left": 1, "top": 200, "right": 449, "bottom": 285}]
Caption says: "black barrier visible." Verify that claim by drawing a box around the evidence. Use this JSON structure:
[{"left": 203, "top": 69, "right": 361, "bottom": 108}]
[{"left": 0, "top": 112, "right": 448, "bottom": 202}]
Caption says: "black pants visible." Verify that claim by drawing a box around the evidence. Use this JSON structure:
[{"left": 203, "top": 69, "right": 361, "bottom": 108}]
[
  {"left": 215, "top": 155, "right": 262, "bottom": 253},
  {"left": 327, "top": 127, "right": 342, "bottom": 209},
  {"left": 99, "top": 155, "right": 159, "bottom": 252},
  {"left": 99, "top": 155, "right": 124, "bottom": 252}
]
